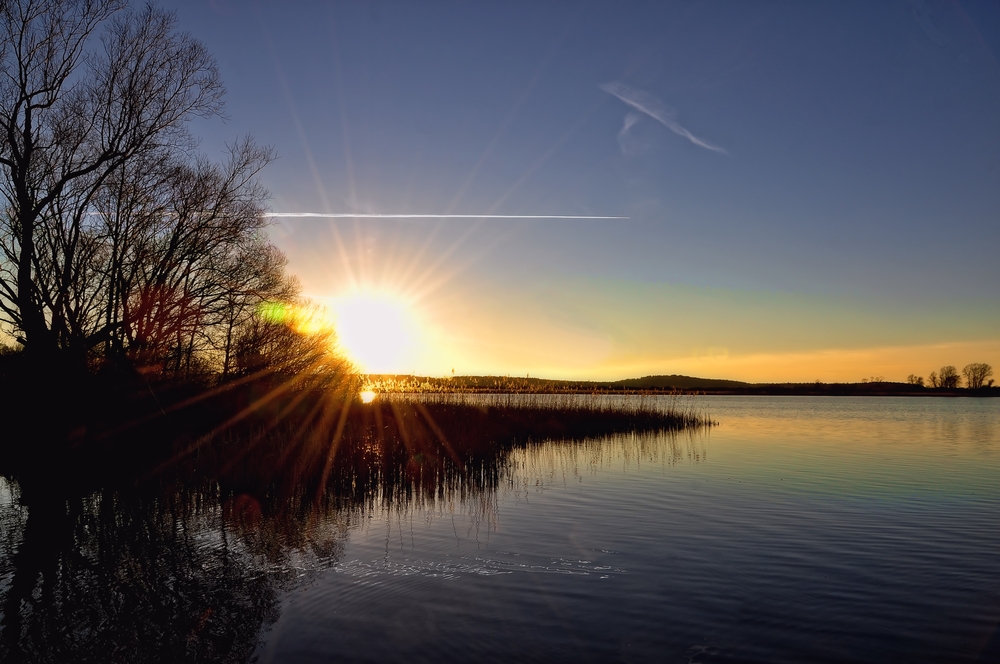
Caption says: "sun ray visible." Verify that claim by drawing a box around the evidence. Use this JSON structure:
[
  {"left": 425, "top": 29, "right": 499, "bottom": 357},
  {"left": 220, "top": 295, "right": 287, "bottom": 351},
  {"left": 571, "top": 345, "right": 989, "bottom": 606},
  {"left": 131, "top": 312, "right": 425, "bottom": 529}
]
[{"left": 315, "top": 397, "right": 354, "bottom": 506}]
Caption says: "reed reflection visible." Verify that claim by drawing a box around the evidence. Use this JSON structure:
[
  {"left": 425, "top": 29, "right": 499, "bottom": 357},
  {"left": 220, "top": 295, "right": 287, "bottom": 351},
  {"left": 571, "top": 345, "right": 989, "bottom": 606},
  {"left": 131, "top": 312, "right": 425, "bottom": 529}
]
[
  {"left": 186, "top": 392, "right": 707, "bottom": 513},
  {"left": 506, "top": 428, "right": 707, "bottom": 496}
]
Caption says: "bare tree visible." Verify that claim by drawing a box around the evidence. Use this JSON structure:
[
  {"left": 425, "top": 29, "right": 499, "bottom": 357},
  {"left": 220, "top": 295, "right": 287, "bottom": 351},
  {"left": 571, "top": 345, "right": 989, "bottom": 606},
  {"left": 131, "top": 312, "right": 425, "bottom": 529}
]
[
  {"left": 906, "top": 374, "right": 924, "bottom": 387},
  {"left": 231, "top": 297, "right": 353, "bottom": 386},
  {"left": 216, "top": 241, "right": 291, "bottom": 379},
  {"left": 938, "top": 365, "right": 960, "bottom": 389},
  {"left": 0, "top": 1, "right": 353, "bottom": 391},
  {"left": 962, "top": 363, "right": 993, "bottom": 390},
  {"left": 0, "top": 0, "right": 224, "bottom": 361},
  {"left": 106, "top": 139, "right": 274, "bottom": 373}
]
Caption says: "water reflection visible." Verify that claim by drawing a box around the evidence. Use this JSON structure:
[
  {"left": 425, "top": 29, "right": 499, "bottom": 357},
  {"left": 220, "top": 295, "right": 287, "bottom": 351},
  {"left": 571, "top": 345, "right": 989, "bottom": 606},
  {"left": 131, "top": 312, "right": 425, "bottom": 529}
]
[
  {"left": 506, "top": 429, "right": 707, "bottom": 495},
  {"left": 5, "top": 396, "right": 994, "bottom": 663},
  {"left": 0, "top": 399, "right": 698, "bottom": 663},
  {"left": 0, "top": 481, "right": 301, "bottom": 663}
]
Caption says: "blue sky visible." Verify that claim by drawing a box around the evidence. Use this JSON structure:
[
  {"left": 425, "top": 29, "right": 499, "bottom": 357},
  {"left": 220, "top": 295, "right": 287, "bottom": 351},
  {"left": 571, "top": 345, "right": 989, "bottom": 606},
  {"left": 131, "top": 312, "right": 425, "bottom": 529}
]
[{"left": 162, "top": 0, "right": 1000, "bottom": 380}]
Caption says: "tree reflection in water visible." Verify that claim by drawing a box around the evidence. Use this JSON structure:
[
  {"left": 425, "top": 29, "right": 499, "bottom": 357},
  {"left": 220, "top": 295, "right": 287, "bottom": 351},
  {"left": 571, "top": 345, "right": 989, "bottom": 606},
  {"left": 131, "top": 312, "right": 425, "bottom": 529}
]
[{"left": 0, "top": 476, "right": 348, "bottom": 663}]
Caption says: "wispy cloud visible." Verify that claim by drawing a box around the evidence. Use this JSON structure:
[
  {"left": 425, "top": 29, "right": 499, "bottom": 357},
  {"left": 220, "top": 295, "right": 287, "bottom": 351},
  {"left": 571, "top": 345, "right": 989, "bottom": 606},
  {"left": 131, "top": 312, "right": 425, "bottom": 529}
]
[
  {"left": 600, "top": 81, "right": 727, "bottom": 155},
  {"left": 617, "top": 111, "right": 645, "bottom": 154},
  {"left": 266, "top": 213, "right": 629, "bottom": 220}
]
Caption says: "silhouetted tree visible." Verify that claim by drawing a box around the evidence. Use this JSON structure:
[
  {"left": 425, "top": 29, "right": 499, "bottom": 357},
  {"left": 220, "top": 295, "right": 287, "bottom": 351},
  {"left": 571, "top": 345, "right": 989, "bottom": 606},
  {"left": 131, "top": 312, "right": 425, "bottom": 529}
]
[
  {"left": 92, "top": 138, "right": 277, "bottom": 375},
  {"left": 216, "top": 242, "right": 293, "bottom": 379},
  {"left": 232, "top": 298, "right": 354, "bottom": 387},
  {"left": 0, "top": 1, "right": 332, "bottom": 384},
  {"left": 962, "top": 363, "right": 993, "bottom": 390},
  {"left": 937, "top": 365, "right": 960, "bottom": 389},
  {"left": 906, "top": 374, "right": 924, "bottom": 387},
  {"left": 0, "top": 0, "right": 225, "bottom": 363}
]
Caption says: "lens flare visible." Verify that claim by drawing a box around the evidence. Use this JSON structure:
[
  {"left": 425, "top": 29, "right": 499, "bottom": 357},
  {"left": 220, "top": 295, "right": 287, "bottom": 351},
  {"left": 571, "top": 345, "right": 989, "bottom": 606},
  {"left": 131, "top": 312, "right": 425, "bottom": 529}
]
[{"left": 257, "top": 300, "right": 335, "bottom": 336}]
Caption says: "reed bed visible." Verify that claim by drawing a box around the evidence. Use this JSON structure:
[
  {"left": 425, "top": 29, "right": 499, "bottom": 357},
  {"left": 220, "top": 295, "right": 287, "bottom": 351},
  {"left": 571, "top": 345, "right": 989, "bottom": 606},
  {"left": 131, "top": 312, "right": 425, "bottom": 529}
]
[
  {"left": 167, "top": 388, "right": 712, "bottom": 514},
  {"left": 379, "top": 389, "right": 714, "bottom": 429}
]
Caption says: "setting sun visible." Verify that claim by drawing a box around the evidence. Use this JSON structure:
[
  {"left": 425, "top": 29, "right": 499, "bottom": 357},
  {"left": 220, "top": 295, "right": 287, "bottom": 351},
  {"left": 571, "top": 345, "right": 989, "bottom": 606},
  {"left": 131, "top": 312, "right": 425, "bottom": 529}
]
[{"left": 329, "top": 291, "right": 420, "bottom": 373}]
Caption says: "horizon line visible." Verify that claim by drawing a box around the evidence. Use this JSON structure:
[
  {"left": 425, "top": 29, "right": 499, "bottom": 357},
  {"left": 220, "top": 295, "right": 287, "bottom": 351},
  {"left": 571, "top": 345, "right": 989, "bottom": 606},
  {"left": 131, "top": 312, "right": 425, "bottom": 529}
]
[{"left": 265, "top": 212, "right": 630, "bottom": 220}]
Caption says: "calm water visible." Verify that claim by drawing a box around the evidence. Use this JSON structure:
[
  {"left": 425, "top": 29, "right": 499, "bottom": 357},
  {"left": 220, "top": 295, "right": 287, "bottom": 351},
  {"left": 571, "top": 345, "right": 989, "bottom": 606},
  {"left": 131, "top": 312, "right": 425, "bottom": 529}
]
[{"left": 1, "top": 396, "right": 998, "bottom": 663}]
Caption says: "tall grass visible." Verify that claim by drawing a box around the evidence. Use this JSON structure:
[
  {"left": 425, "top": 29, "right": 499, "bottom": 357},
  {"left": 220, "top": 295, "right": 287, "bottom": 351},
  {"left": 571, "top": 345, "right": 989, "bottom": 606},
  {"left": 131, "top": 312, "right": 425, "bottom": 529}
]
[
  {"left": 380, "top": 389, "right": 714, "bottom": 430},
  {"left": 165, "top": 388, "right": 713, "bottom": 517}
]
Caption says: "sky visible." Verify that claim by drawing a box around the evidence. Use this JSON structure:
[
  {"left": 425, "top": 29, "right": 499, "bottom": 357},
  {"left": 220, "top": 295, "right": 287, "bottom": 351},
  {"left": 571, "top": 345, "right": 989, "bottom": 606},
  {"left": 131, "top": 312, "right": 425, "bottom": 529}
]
[{"left": 160, "top": 0, "right": 1000, "bottom": 382}]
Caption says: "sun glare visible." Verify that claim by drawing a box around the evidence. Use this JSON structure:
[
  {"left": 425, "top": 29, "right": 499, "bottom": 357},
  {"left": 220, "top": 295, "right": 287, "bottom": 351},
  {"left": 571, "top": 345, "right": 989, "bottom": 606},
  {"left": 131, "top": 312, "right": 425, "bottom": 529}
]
[{"left": 330, "top": 291, "right": 420, "bottom": 373}]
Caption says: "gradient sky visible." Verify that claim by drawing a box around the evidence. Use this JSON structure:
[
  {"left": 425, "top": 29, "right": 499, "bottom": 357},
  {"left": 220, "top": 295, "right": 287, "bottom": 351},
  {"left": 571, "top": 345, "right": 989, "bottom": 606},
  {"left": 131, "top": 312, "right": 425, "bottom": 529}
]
[{"left": 161, "top": 0, "right": 1000, "bottom": 381}]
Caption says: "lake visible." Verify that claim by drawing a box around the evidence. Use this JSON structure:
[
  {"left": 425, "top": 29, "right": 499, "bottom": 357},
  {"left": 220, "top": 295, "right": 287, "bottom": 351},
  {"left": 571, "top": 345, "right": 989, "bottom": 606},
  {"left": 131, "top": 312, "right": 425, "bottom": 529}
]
[{"left": 1, "top": 396, "right": 997, "bottom": 663}]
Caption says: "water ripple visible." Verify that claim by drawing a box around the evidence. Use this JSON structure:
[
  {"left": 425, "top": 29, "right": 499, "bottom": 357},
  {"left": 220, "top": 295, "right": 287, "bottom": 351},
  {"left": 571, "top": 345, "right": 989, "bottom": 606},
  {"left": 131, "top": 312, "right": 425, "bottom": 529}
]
[{"left": 325, "top": 553, "right": 626, "bottom": 583}]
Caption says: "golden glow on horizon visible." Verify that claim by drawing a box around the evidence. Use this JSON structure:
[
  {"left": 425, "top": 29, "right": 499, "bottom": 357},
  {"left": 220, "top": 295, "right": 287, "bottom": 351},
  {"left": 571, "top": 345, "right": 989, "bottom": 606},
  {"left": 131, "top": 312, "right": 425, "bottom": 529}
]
[
  {"left": 359, "top": 390, "right": 377, "bottom": 403},
  {"left": 279, "top": 215, "right": 999, "bottom": 383},
  {"left": 596, "top": 339, "right": 1000, "bottom": 384},
  {"left": 329, "top": 290, "right": 421, "bottom": 373}
]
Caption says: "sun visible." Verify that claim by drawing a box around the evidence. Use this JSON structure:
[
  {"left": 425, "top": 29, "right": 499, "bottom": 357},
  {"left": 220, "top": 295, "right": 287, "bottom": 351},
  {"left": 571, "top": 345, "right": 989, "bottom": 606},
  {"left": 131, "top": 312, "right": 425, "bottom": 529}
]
[{"left": 329, "top": 290, "right": 420, "bottom": 373}]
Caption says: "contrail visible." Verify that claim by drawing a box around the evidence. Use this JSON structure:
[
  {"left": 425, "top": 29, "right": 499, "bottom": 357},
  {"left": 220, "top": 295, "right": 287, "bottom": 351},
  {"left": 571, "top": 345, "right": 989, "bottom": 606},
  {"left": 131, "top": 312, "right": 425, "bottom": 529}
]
[
  {"left": 265, "top": 212, "right": 630, "bottom": 219},
  {"left": 911, "top": 0, "right": 947, "bottom": 47},
  {"left": 600, "top": 81, "right": 727, "bottom": 154}
]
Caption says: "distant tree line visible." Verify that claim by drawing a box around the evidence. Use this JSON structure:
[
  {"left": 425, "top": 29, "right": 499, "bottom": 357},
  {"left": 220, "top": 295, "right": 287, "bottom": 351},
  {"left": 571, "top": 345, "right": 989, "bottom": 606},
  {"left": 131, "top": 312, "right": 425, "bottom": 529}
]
[
  {"left": 0, "top": 0, "right": 343, "bottom": 383},
  {"left": 906, "top": 363, "right": 994, "bottom": 390}
]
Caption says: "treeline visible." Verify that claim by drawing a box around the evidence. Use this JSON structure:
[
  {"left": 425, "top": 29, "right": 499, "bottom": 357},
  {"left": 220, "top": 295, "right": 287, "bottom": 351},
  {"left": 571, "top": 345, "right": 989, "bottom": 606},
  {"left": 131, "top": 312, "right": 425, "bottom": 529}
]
[
  {"left": 365, "top": 373, "right": 751, "bottom": 393},
  {"left": 365, "top": 369, "right": 998, "bottom": 396},
  {"left": 0, "top": 0, "right": 344, "bottom": 385},
  {"left": 903, "top": 363, "right": 994, "bottom": 390}
]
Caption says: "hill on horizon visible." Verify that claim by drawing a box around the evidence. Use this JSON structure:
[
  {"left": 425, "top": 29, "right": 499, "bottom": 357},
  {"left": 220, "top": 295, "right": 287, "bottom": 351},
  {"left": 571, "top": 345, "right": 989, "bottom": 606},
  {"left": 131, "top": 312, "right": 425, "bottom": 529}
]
[{"left": 611, "top": 374, "right": 750, "bottom": 390}]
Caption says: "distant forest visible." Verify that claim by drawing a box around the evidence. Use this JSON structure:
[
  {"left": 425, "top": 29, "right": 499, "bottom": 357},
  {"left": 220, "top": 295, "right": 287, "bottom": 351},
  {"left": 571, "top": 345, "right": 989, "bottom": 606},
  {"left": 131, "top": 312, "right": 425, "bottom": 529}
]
[{"left": 366, "top": 368, "right": 997, "bottom": 396}]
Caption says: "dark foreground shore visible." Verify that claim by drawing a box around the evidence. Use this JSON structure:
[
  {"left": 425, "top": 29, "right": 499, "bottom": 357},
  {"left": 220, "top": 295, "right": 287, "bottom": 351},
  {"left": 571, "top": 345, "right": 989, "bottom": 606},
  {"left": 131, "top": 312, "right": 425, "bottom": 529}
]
[{"left": 0, "top": 362, "right": 710, "bottom": 496}]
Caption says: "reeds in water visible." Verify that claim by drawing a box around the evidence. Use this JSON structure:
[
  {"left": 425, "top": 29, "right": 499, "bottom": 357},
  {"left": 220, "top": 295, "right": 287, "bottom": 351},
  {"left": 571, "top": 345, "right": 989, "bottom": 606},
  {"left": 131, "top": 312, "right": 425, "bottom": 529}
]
[
  {"left": 378, "top": 390, "right": 714, "bottom": 431},
  {"left": 173, "top": 388, "right": 712, "bottom": 514}
]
